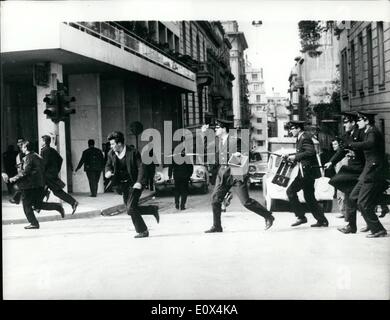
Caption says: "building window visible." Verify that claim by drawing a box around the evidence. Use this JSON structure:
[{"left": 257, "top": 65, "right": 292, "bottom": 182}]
[
  {"left": 196, "top": 33, "right": 200, "bottom": 61},
  {"left": 341, "top": 49, "right": 349, "bottom": 97},
  {"left": 366, "top": 26, "right": 374, "bottom": 90},
  {"left": 377, "top": 22, "right": 385, "bottom": 86},
  {"left": 182, "top": 22, "right": 186, "bottom": 55},
  {"left": 254, "top": 84, "right": 259, "bottom": 91},
  {"left": 257, "top": 118, "right": 262, "bottom": 123},
  {"left": 189, "top": 23, "right": 193, "bottom": 58},
  {"left": 256, "top": 95, "right": 261, "bottom": 102},
  {"left": 357, "top": 33, "right": 364, "bottom": 92},
  {"left": 350, "top": 41, "right": 356, "bottom": 96},
  {"left": 252, "top": 73, "right": 258, "bottom": 80},
  {"left": 257, "top": 141, "right": 264, "bottom": 147},
  {"left": 257, "top": 129, "right": 263, "bottom": 135}
]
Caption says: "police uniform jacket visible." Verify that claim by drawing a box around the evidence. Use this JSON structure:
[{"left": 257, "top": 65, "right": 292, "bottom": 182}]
[
  {"left": 295, "top": 132, "right": 321, "bottom": 179},
  {"left": 348, "top": 125, "right": 388, "bottom": 183},
  {"left": 76, "top": 147, "right": 105, "bottom": 172},
  {"left": 105, "top": 145, "right": 145, "bottom": 187},
  {"left": 40, "top": 146, "right": 66, "bottom": 190},
  {"left": 329, "top": 127, "right": 365, "bottom": 173},
  {"left": 11, "top": 152, "right": 45, "bottom": 190}
]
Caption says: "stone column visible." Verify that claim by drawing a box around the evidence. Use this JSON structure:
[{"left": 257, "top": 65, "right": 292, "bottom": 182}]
[{"left": 68, "top": 74, "right": 103, "bottom": 194}]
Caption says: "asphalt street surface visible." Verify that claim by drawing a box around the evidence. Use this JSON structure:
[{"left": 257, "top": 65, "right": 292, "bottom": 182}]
[{"left": 3, "top": 187, "right": 390, "bottom": 299}]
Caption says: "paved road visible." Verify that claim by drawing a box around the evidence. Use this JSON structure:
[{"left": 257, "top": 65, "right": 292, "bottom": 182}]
[{"left": 3, "top": 187, "right": 390, "bottom": 300}]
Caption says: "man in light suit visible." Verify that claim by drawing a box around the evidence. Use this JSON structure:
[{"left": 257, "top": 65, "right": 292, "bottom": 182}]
[{"left": 202, "top": 119, "right": 275, "bottom": 233}]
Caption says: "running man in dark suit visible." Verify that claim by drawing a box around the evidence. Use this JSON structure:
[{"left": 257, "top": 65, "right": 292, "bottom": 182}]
[
  {"left": 285, "top": 121, "right": 328, "bottom": 227},
  {"left": 7, "top": 141, "right": 65, "bottom": 229},
  {"left": 75, "top": 139, "right": 105, "bottom": 197},
  {"left": 40, "top": 135, "right": 79, "bottom": 215},
  {"left": 105, "top": 131, "right": 159, "bottom": 238}
]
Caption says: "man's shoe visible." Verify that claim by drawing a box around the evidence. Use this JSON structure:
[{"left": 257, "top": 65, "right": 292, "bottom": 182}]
[
  {"left": 175, "top": 203, "right": 180, "bottom": 210},
  {"left": 71, "top": 201, "right": 79, "bottom": 215},
  {"left": 180, "top": 206, "right": 186, "bottom": 211},
  {"left": 379, "top": 206, "right": 389, "bottom": 218},
  {"left": 360, "top": 226, "right": 370, "bottom": 233},
  {"left": 311, "top": 219, "right": 329, "bottom": 227},
  {"left": 265, "top": 215, "right": 275, "bottom": 230},
  {"left": 336, "top": 214, "right": 345, "bottom": 219},
  {"left": 24, "top": 224, "right": 39, "bottom": 229},
  {"left": 134, "top": 230, "right": 149, "bottom": 238},
  {"left": 338, "top": 225, "right": 357, "bottom": 234},
  {"left": 291, "top": 217, "right": 307, "bottom": 227},
  {"left": 9, "top": 198, "right": 17, "bottom": 204},
  {"left": 59, "top": 206, "right": 65, "bottom": 219},
  {"left": 205, "top": 226, "right": 223, "bottom": 233},
  {"left": 366, "top": 230, "right": 387, "bottom": 238}
]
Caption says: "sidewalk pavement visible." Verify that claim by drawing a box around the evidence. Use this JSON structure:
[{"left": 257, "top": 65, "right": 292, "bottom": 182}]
[{"left": 1, "top": 190, "right": 155, "bottom": 225}]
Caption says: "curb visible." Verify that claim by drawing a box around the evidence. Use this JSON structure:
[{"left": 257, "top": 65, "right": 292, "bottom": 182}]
[{"left": 2, "top": 191, "right": 156, "bottom": 225}]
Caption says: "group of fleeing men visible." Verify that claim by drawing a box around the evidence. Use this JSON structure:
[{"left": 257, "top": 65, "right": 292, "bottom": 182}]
[{"left": 2, "top": 110, "right": 389, "bottom": 238}]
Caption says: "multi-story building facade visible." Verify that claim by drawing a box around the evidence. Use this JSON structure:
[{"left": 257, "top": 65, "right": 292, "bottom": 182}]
[
  {"left": 1, "top": 20, "right": 192, "bottom": 193},
  {"left": 266, "top": 92, "right": 290, "bottom": 138},
  {"left": 221, "top": 21, "right": 249, "bottom": 128},
  {"left": 179, "top": 21, "right": 235, "bottom": 128},
  {"left": 245, "top": 60, "right": 267, "bottom": 152},
  {"left": 1, "top": 19, "right": 236, "bottom": 194},
  {"left": 301, "top": 24, "right": 340, "bottom": 125},
  {"left": 338, "top": 21, "right": 390, "bottom": 153},
  {"left": 288, "top": 56, "right": 305, "bottom": 122}
]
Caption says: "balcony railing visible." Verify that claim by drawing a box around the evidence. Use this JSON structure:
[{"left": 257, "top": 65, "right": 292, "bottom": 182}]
[{"left": 65, "top": 21, "right": 195, "bottom": 81}]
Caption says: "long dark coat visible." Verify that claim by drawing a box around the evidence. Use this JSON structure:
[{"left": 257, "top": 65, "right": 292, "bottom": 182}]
[{"left": 40, "top": 146, "right": 66, "bottom": 190}]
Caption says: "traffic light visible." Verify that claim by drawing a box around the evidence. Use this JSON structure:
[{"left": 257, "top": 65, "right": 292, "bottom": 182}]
[
  {"left": 58, "top": 91, "right": 76, "bottom": 120},
  {"left": 43, "top": 90, "right": 60, "bottom": 123}
]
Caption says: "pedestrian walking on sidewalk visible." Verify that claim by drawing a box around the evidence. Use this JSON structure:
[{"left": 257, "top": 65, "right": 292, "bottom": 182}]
[
  {"left": 7, "top": 141, "right": 65, "bottom": 229},
  {"left": 75, "top": 139, "right": 105, "bottom": 197},
  {"left": 168, "top": 149, "right": 193, "bottom": 210},
  {"left": 285, "top": 121, "right": 329, "bottom": 228},
  {"left": 40, "top": 135, "right": 79, "bottom": 215},
  {"left": 105, "top": 131, "right": 159, "bottom": 238},
  {"left": 201, "top": 119, "right": 275, "bottom": 233}
]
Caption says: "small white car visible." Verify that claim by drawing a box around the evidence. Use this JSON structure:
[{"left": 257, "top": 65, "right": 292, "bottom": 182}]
[
  {"left": 154, "top": 164, "right": 209, "bottom": 195},
  {"left": 262, "top": 147, "right": 334, "bottom": 212}
]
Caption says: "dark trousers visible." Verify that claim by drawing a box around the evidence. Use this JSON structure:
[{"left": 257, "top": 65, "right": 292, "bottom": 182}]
[
  {"left": 22, "top": 187, "right": 63, "bottom": 226},
  {"left": 51, "top": 188, "right": 77, "bottom": 206},
  {"left": 11, "top": 189, "right": 22, "bottom": 204},
  {"left": 211, "top": 167, "right": 272, "bottom": 228},
  {"left": 349, "top": 180, "right": 386, "bottom": 233},
  {"left": 174, "top": 179, "right": 189, "bottom": 208},
  {"left": 121, "top": 182, "right": 157, "bottom": 233},
  {"left": 286, "top": 173, "right": 326, "bottom": 221},
  {"left": 86, "top": 170, "right": 101, "bottom": 196}
]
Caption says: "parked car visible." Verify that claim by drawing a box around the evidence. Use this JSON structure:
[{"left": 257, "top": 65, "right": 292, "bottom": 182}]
[
  {"left": 262, "top": 147, "right": 334, "bottom": 212},
  {"left": 154, "top": 162, "right": 209, "bottom": 195},
  {"left": 248, "top": 152, "right": 268, "bottom": 187}
]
